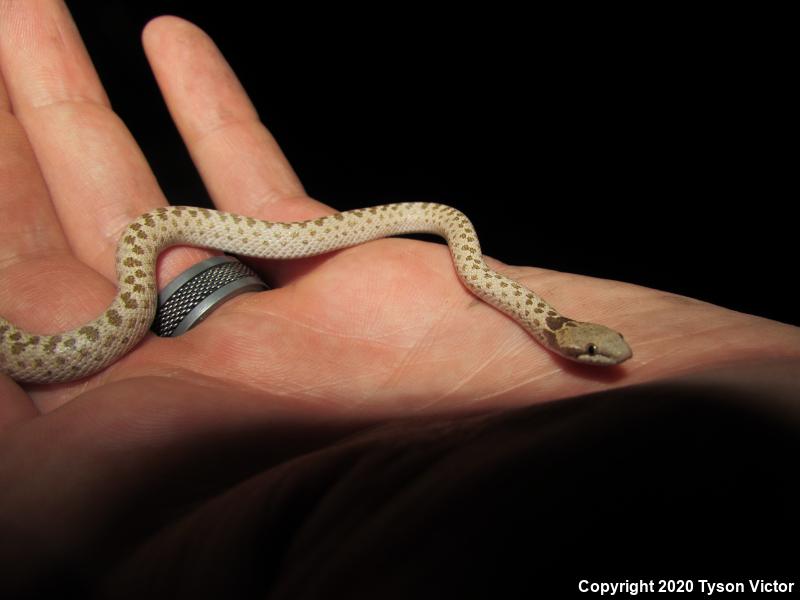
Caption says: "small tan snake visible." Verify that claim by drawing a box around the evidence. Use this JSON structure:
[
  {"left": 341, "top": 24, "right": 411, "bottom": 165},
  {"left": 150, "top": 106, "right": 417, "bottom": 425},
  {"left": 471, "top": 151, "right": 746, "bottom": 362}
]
[{"left": 0, "top": 202, "right": 631, "bottom": 383}]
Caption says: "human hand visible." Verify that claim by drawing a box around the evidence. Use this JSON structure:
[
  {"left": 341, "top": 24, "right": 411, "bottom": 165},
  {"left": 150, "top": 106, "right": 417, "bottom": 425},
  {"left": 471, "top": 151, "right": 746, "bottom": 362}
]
[
  {"left": 2, "top": 3, "right": 800, "bottom": 421},
  {"left": 4, "top": 3, "right": 800, "bottom": 592}
]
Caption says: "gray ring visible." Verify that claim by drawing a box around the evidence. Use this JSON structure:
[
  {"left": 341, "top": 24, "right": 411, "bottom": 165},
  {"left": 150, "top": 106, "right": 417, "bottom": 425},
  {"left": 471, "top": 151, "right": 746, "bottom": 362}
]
[{"left": 153, "top": 256, "right": 268, "bottom": 337}]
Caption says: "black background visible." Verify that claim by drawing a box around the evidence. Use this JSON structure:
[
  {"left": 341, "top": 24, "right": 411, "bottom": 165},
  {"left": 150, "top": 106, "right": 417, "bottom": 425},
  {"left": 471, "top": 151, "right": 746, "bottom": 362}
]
[{"left": 65, "top": 1, "right": 796, "bottom": 326}]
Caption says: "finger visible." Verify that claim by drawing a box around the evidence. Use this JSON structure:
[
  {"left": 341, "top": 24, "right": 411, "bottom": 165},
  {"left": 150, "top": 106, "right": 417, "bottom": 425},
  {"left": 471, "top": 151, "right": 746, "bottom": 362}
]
[
  {"left": 0, "top": 64, "right": 113, "bottom": 347},
  {"left": 0, "top": 85, "right": 43, "bottom": 428},
  {"left": 0, "top": 71, "right": 70, "bottom": 273},
  {"left": 0, "top": 0, "right": 209, "bottom": 281},
  {"left": 142, "top": 16, "right": 329, "bottom": 221}
]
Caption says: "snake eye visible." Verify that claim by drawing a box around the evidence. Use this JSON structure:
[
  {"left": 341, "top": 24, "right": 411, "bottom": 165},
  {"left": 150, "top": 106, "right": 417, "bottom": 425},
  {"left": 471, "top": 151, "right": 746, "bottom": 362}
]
[{"left": 586, "top": 343, "right": 597, "bottom": 356}]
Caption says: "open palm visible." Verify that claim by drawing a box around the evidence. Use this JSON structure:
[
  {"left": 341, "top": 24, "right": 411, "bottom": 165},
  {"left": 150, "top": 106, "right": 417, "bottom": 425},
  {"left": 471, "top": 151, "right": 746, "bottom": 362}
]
[{"left": 0, "top": 5, "right": 798, "bottom": 420}]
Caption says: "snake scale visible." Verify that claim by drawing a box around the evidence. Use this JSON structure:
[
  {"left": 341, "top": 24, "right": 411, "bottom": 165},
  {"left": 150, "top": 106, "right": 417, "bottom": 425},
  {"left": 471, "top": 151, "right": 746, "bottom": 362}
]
[{"left": 0, "top": 202, "right": 632, "bottom": 383}]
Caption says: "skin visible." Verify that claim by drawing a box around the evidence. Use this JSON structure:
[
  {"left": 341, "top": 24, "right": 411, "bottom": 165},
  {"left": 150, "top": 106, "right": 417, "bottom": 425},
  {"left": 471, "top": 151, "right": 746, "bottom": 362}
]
[{"left": 0, "top": 0, "right": 799, "bottom": 582}]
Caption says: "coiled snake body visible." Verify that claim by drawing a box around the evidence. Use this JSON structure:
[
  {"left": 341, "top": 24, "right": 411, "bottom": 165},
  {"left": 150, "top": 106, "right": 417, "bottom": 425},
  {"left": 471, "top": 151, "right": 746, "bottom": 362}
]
[{"left": 0, "top": 203, "right": 632, "bottom": 383}]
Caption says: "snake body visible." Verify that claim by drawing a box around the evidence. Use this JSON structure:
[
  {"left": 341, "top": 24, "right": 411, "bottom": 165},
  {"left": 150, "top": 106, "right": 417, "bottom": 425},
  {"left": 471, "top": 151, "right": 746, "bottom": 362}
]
[{"left": 0, "top": 203, "right": 631, "bottom": 383}]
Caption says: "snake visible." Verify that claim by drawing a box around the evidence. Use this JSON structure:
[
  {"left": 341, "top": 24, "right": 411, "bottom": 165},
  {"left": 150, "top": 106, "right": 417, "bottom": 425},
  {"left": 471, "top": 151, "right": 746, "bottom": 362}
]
[{"left": 0, "top": 202, "right": 632, "bottom": 384}]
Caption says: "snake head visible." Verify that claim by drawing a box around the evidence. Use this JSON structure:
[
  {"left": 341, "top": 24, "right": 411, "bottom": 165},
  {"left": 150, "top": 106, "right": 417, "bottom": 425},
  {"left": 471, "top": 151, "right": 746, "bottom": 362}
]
[{"left": 549, "top": 320, "right": 632, "bottom": 366}]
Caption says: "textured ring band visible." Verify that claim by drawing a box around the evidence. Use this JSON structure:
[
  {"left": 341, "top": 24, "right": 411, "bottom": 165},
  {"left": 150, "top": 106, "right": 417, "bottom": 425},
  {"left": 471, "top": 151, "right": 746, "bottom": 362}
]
[{"left": 152, "top": 255, "right": 268, "bottom": 337}]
